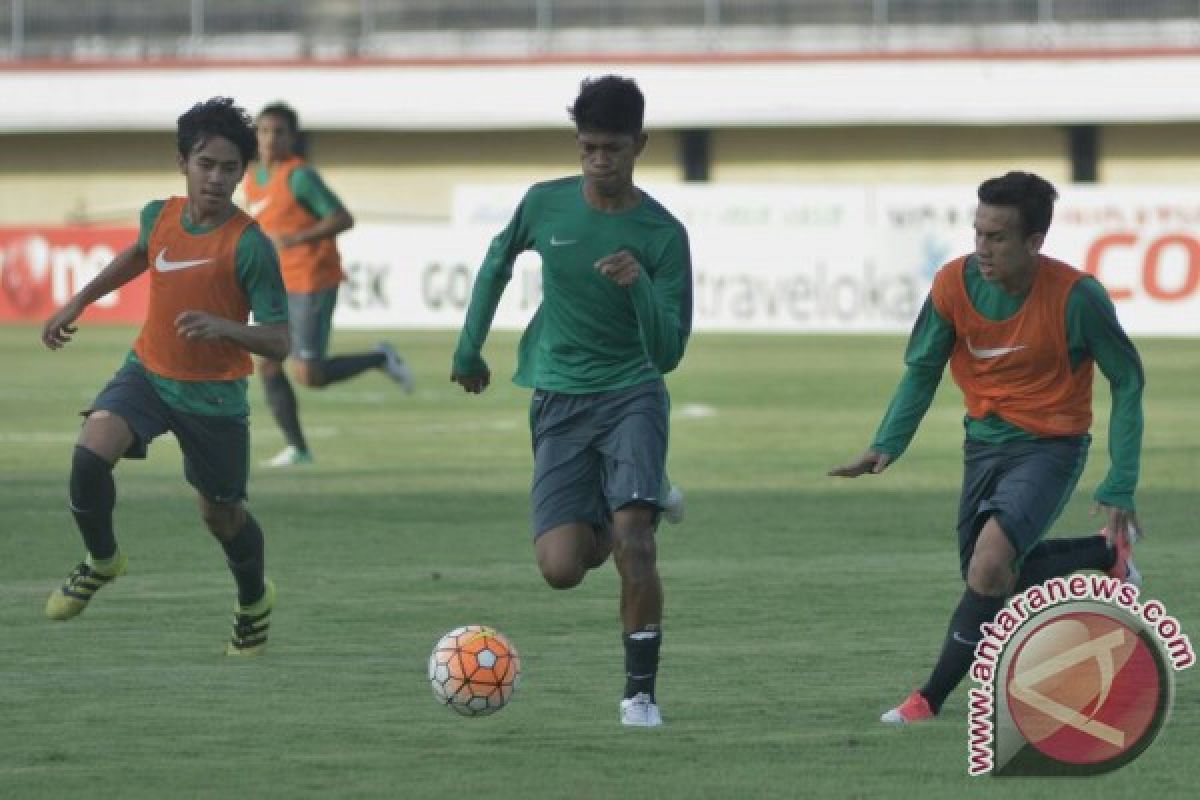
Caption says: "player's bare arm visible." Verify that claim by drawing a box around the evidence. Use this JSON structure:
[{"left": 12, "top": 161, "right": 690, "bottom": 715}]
[
  {"left": 42, "top": 246, "right": 150, "bottom": 350},
  {"left": 594, "top": 250, "right": 642, "bottom": 287},
  {"left": 175, "top": 312, "right": 290, "bottom": 361},
  {"left": 274, "top": 208, "right": 354, "bottom": 250},
  {"left": 827, "top": 449, "right": 894, "bottom": 478}
]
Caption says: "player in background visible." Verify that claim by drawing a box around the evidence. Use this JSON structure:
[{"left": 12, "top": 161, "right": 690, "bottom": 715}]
[
  {"left": 42, "top": 97, "right": 288, "bottom": 655},
  {"left": 245, "top": 102, "right": 414, "bottom": 468},
  {"left": 451, "top": 75, "right": 691, "bottom": 727},
  {"left": 830, "top": 171, "right": 1145, "bottom": 724}
]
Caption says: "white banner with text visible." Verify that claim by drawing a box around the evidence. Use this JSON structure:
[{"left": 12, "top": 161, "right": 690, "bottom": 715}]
[{"left": 331, "top": 184, "right": 1200, "bottom": 335}]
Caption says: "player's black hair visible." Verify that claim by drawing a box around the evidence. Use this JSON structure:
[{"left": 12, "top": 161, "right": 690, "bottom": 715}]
[
  {"left": 256, "top": 101, "right": 309, "bottom": 157},
  {"left": 257, "top": 102, "right": 300, "bottom": 134},
  {"left": 977, "top": 171, "right": 1059, "bottom": 237},
  {"left": 568, "top": 75, "right": 644, "bottom": 136},
  {"left": 176, "top": 97, "right": 257, "bottom": 166}
]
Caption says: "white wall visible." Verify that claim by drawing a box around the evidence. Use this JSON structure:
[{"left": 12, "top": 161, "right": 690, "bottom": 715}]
[{"left": 5, "top": 53, "right": 1200, "bottom": 132}]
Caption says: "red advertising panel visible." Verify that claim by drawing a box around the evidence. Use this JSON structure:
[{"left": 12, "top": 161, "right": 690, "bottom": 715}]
[{"left": 0, "top": 226, "right": 145, "bottom": 323}]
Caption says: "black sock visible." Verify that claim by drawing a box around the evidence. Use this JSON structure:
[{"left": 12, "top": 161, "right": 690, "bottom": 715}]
[
  {"left": 69, "top": 445, "right": 118, "bottom": 560},
  {"left": 262, "top": 370, "right": 308, "bottom": 451},
  {"left": 1015, "top": 535, "right": 1114, "bottom": 592},
  {"left": 623, "top": 626, "right": 662, "bottom": 700},
  {"left": 323, "top": 352, "right": 386, "bottom": 385},
  {"left": 221, "top": 514, "right": 266, "bottom": 606},
  {"left": 920, "top": 588, "right": 1006, "bottom": 713}
]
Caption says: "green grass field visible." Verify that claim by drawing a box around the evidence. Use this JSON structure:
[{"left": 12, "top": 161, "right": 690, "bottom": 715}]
[{"left": 1, "top": 325, "right": 1196, "bottom": 799}]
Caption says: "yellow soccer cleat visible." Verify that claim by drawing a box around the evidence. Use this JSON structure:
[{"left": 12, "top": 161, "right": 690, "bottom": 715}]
[
  {"left": 225, "top": 578, "right": 275, "bottom": 657},
  {"left": 45, "top": 552, "right": 128, "bottom": 621}
]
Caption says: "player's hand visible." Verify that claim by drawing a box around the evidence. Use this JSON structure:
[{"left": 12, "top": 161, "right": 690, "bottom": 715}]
[
  {"left": 271, "top": 233, "right": 301, "bottom": 251},
  {"left": 451, "top": 369, "right": 491, "bottom": 394},
  {"left": 175, "top": 310, "right": 231, "bottom": 341},
  {"left": 1093, "top": 503, "right": 1143, "bottom": 541},
  {"left": 42, "top": 301, "right": 83, "bottom": 350},
  {"left": 827, "top": 450, "right": 893, "bottom": 478},
  {"left": 594, "top": 250, "right": 642, "bottom": 287}
]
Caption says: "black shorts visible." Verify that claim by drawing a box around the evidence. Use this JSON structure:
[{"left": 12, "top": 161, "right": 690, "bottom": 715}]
[
  {"left": 529, "top": 380, "right": 669, "bottom": 538},
  {"left": 287, "top": 288, "right": 337, "bottom": 362},
  {"left": 87, "top": 364, "right": 250, "bottom": 504},
  {"left": 957, "top": 435, "right": 1091, "bottom": 577}
]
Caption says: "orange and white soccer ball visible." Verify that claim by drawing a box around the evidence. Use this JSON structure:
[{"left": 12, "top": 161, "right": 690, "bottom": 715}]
[{"left": 428, "top": 625, "right": 521, "bottom": 716}]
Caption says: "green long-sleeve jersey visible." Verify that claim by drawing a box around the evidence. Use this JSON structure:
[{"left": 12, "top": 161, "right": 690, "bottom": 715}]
[
  {"left": 872, "top": 255, "right": 1144, "bottom": 510},
  {"left": 453, "top": 176, "right": 693, "bottom": 393}
]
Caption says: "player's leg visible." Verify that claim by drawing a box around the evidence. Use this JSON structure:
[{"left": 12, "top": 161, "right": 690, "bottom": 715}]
[
  {"left": 597, "top": 381, "right": 670, "bottom": 726},
  {"left": 535, "top": 523, "right": 608, "bottom": 589},
  {"left": 530, "top": 390, "right": 609, "bottom": 588},
  {"left": 197, "top": 496, "right": 273, "bottom": 655},
  {"left": 261, "top": 291, "right": 312, "bottom": 466},
  {"left": 174, "top": 409, "right": 272, "bottom": 655},
  {"left": 1008, "top": 436, "right": 1135, "bottom": 588},
  {"left": 882, "top": 439, "right": 1002, "bottom": 722},
  {"left": 611, "top": 503, "right": 663, "bottom": 724},
  {"left": 885, "top": 439, "right": 1088, "bottom": 724},
  {"left": 290, "top": 287, "right": 413, "bottom": 391},
  {"left": 46, "top": 365, "right": 168, "bottom": 620},
  {"left": 1016, "top": 534, "right": 1120, "bottom": 590}
]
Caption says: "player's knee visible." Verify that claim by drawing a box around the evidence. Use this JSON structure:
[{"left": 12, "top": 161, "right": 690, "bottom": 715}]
[
  {"left": 967, "top": 553, "right": 1014, "bottom": 595},
  {"left": 259, "top": 359, "right": 284, "bottom": 380},
  {"left": 199, "top": 498, "right": 244, "bottom": 540},
  {"left": 292, "top": 362, "right": 326, "bottom": 389},
  {"left": 613, "top": 528, "right": 657, "bottom": 578},
  {"left": 539, "top": 559, "right": 585, "bottom": 590}
]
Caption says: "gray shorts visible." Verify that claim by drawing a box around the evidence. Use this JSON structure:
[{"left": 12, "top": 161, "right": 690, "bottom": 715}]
[
  {"left": 288, "top": 288, "right": 337, "bottom": 362},
  {"left": 87, "top": 364, "right": 250, "bottom": 504},
  {"left": 957, "top": 435, "right": 1091, "bottom": 577},
  {"left": 530, "top": 380, "right": 669, "bottom": 538}
]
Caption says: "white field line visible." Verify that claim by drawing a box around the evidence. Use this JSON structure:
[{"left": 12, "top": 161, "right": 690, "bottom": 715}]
[{"left": 2, "top": 402, "right": 716, "bottom": 445}]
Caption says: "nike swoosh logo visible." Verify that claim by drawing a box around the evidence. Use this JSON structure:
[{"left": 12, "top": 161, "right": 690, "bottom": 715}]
[
  {"left": 549, "top": 236, "right": 578, "bottom": 246},
  {"left": 952, "top": 632, "right": 980, "bottom": 647},
  {"left": 966, "top": 339, "right": 1027, "bottom": 359},
  {"left": 155, "top": 249, "right": 214, "bottom": 273},
  {"left": 246, "top": 198, "right": 270, "bottom": 217}
]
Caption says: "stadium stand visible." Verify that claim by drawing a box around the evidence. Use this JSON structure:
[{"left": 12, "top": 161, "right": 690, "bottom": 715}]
[{"left": 3, "top": 1, "right": 1200, "bottom": 60}]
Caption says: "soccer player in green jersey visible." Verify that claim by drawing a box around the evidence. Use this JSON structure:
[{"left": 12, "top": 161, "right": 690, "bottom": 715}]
[
  {"left": 41, "top": 97, "right": 289, "bottom": 655},
  {"left": 451, "top": 75, "right": 693, "bottom": 727},
  {"left": 830, "top": 172, "right": 1145, "bottom": 724},
  {"left": 246, "top": 102, "right": 414, "bottom": 468}
]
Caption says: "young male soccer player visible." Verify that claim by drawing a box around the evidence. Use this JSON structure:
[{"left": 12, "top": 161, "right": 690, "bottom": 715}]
[
  {"left": 451, "top": 75, "right": 693, "bottom": 727},
  {"left": 244, "top": 102, "right": 414, "bottom": 468},
  {"left": 42, "top": 97, "right": 289, "bottom": 655},
  {"left": 829, "top": 171, "right": 1145, "bottom": 724}
]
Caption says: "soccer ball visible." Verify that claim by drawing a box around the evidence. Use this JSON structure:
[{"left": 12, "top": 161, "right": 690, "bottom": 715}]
[{"left": 428, "top": 625, "right": 521, "bottom": 716}]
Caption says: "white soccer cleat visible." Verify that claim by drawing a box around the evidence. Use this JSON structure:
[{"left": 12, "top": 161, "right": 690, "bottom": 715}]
[
  {"left": 663, "top": 485, "right": 685, "bottom": 525},
  {"left": 620, "top": 693, "right": 663, "bottom": 727},
  {"left": 376, "top": 342, "right": 415, "bottom": 394},
  {"left": 262, "top": 445, "right": 313, "bottom": 468}
]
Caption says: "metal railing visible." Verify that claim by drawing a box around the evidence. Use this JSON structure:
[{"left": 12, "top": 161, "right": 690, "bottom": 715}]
[{"left": 6, "top": 0, "right": 1200, "bottom": 59}]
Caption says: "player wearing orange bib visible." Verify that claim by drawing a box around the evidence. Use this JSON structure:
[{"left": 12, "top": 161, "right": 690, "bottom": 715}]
[
  {"left": 830, "top": 172, "right": 1145, "bottom": 724},
  {"left": 41, "top": 98, "right": 290, "bottom": 655},
  {"left": 245, "top": 103, "right": 414, "bottom": 468}
]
